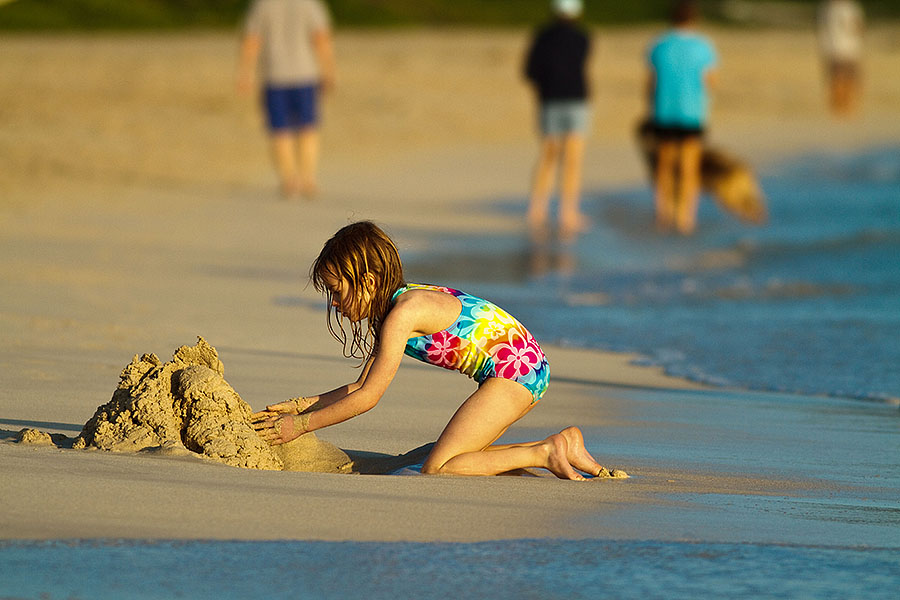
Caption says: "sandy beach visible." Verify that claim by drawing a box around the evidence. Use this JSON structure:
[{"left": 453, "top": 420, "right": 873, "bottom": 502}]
[{"left": 2, "top": 24, "right": 899, "bottom": 553}]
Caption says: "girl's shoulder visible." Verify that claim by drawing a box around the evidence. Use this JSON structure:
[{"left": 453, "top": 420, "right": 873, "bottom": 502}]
[
  {"left": 387, "top": 283, "right": 465, "bottom": 336},
  {"left": 393, "top": 282, "right": 461, "bottom": 300}
]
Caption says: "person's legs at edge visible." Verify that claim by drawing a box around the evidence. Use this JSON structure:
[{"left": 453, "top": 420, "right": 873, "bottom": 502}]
[
  {"left": 675, "top": 136, "right": 703, "bottom": 235},
  {"left": 654, "top": 139, "right": 678, "bottom": 231},
  {"left": 835, "top": 74, "right": 850, "bottom": 114},
  {"left": 559, "top": 133, "right": 589, "bottom": 237},
  {"left": 421, "top": 378, "right": 585, "bottom": 480},
  {"left": 829, "top": 62, "right": 847, "bottom": 115},
  {"left": 296, "top": 126, "right": 320, "bottom": 198},
  {"left": 831, "top": 64, "right": 860, "bottom": 116},
  {"left": 828, "top": 67, "right": 841, "bottom": 114},
  {"left": 527, "top": 137, "right": 562, "bottom": 229}
]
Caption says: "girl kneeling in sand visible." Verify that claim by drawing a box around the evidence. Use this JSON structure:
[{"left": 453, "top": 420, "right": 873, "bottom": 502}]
[{"left": 252, "top": 221, "right": 603, "bottom": 479}]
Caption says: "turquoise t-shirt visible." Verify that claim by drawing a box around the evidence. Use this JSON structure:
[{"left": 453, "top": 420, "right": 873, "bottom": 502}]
[{"left": 648, "top": 30, "right": 717, "bottom": 128}]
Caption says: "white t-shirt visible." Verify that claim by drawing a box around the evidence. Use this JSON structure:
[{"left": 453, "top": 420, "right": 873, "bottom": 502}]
[
  {"left": 244, "top": 0, "right": 331, "bottom": 85},
  {"left": 818, "top": 0, "right": 864, "bottom": 61}
]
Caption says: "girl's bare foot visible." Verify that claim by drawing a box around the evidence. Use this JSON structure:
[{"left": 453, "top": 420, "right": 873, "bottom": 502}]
[
  {"left": 559, "top": 426, "right": 605, "bottom": 477},
  {"left": 544, "top": 434, "right": 586, "bottom": 481}
]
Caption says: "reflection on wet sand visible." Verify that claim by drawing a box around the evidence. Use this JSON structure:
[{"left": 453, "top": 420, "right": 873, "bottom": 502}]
[{"left": 527, "top": 224, "right": 577, "bottom": 278}]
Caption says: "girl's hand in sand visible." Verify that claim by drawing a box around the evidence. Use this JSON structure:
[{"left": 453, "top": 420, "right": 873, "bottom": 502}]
[
  {"left": 251, "top": 397, "right": 316, "bottom": 422},
  {"left": 253, "top": 413, "right": 310, "bottom": 446}
]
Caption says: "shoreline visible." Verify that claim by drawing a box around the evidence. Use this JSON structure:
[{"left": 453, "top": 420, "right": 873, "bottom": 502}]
[{"left": 3, "top": 388, "right": 895, "bottom": 546}]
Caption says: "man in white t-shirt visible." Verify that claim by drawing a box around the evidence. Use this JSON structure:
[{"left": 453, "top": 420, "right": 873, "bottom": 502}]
[{"left": 238, "top": 0, "right": 336, "bottom": 198}]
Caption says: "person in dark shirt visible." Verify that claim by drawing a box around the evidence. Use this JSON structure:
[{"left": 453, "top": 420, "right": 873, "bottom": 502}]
[{"left": 524, "top": 0, "right": 592, "bottom": 238}]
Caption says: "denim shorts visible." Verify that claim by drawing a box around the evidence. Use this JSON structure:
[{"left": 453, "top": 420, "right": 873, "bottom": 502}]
[
  {"left": 263, "top": 84, "right": 318, "bottom": 131},
  {"left": 539, "top": 100, "right": 590, "bottom": 136}
]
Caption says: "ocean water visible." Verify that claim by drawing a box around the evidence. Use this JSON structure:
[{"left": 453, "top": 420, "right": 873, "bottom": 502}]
[
  {"left": 2, "top": 539, "right": 898, "bottom": 600},
  {"left": 407, "top": 145, "right": 900, "bottom": 403}
]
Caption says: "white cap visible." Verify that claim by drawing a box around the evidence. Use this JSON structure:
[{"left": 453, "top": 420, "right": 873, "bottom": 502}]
[{"left": 553, "top": 0, "right": 583, "bottom": 18}]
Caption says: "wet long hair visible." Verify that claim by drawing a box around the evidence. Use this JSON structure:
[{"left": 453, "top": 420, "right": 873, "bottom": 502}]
[{"left": 310, "top": 221, "right": 406, "bottom": 362}]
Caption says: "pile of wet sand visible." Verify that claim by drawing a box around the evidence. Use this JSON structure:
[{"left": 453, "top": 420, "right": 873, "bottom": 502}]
[{"left": 28, "top": 337, "right": 355, "bottom": 473}]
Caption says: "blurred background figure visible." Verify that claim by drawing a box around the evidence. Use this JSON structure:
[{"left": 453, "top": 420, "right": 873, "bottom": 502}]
[
  {"left": 817, "top": 0, "right": 865, "bottom": 117},
  {"left": 238, "top": 0, "right": 336, "bottom": 199},
  {"left": 646, "top": 0, "right": 718, "bottom": 236},
  {"left": 524, "top": 0, "right": 592, "bottom": 239}
]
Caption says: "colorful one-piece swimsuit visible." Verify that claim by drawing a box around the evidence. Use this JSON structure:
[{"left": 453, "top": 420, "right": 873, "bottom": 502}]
[{"left": 391, "top": 283, "right": 550, "bottom": 402}]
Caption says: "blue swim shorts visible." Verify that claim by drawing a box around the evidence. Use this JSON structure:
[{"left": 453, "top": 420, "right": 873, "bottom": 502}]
[
  {"left": 539, "top": 100, "right": 590, "bottom": 136},
  {"left": 263, "top": 84, "right": 318, "bottom": 131}
]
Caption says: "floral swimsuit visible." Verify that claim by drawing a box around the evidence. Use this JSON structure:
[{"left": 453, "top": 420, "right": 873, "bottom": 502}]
[{"left": 391, "top": 283, "right": 550, "bottom": 402}]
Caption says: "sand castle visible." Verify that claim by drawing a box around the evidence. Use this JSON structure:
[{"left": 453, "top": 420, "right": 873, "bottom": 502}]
[{"left": 71, "top": 337, "right": 353, "bottom": 473}]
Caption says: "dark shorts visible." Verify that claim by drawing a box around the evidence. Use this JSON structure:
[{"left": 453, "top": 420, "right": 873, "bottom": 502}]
[
  {"left": 263, "top": 84, "right": 319, "bottom": 131},
  {"left": 652, "top": 123, "right": 705, "bottom": 141}
]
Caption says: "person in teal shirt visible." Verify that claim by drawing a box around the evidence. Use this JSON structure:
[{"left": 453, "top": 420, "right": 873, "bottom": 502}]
[{"left": 646, "top": 0, "right": 718, "bottom": 235}]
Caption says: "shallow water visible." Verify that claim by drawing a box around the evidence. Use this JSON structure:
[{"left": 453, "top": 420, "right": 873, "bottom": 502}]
[
  {"left": 4, "top": 386, "right": 897, "bottom": 598},
  {"left": 2, "top": 538, "right": 898, "bottom": 600},
  {"left": 405, "top": 145, "right": 900, "bottom": 403}
]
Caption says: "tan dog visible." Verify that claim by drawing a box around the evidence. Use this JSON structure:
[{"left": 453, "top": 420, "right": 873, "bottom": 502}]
[{"left": 637, "top": 120, "right": 768, "bottom": 225}]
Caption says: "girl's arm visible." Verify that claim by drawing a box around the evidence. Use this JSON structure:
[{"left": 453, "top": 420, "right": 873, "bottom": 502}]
[
  {"left": 250, "top": 358, "right": 374, "bottom": 421},
  {"left": 301, "top": 307, "right": 414, "bottom": 432},
  {"left": 254, "top": 295, "right": 431, "bottom": 445}
]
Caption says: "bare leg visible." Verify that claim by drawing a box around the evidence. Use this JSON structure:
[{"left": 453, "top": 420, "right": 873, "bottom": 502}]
[
  {"left": 832, "top": 70, "right": 860, "bottom": 117},
  {"left": 654, "top": 140, "right": 678, "bottom": 232},
  {"left": 296, "top": 127, "right": 320, "bottom": 198},
  {"left": 846, "top": 74, "right": 861, "bottom": 115},
  {"left": 435, "top": 434, "right": 583, "bottom": 480},
  {"left": 829, "top": 75, "right": 843, "bottom": 114},
  {"left": 422, "top": 378, "right": 585, "bottom": 480},
  {"left": 527, "top": 137, "right": 561, "bottom": 229},
  {"left": 488, "top": 426, "right": 605, "bottom": 477},
  {"left": 559, "top": 134, "right": 589, "bottom": 238},
  {"left": 271, "top": 132, "right": 300, "bottom": 198},
  {"left": 675, "top": 137, "right": 703, "bottom": 236}
]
